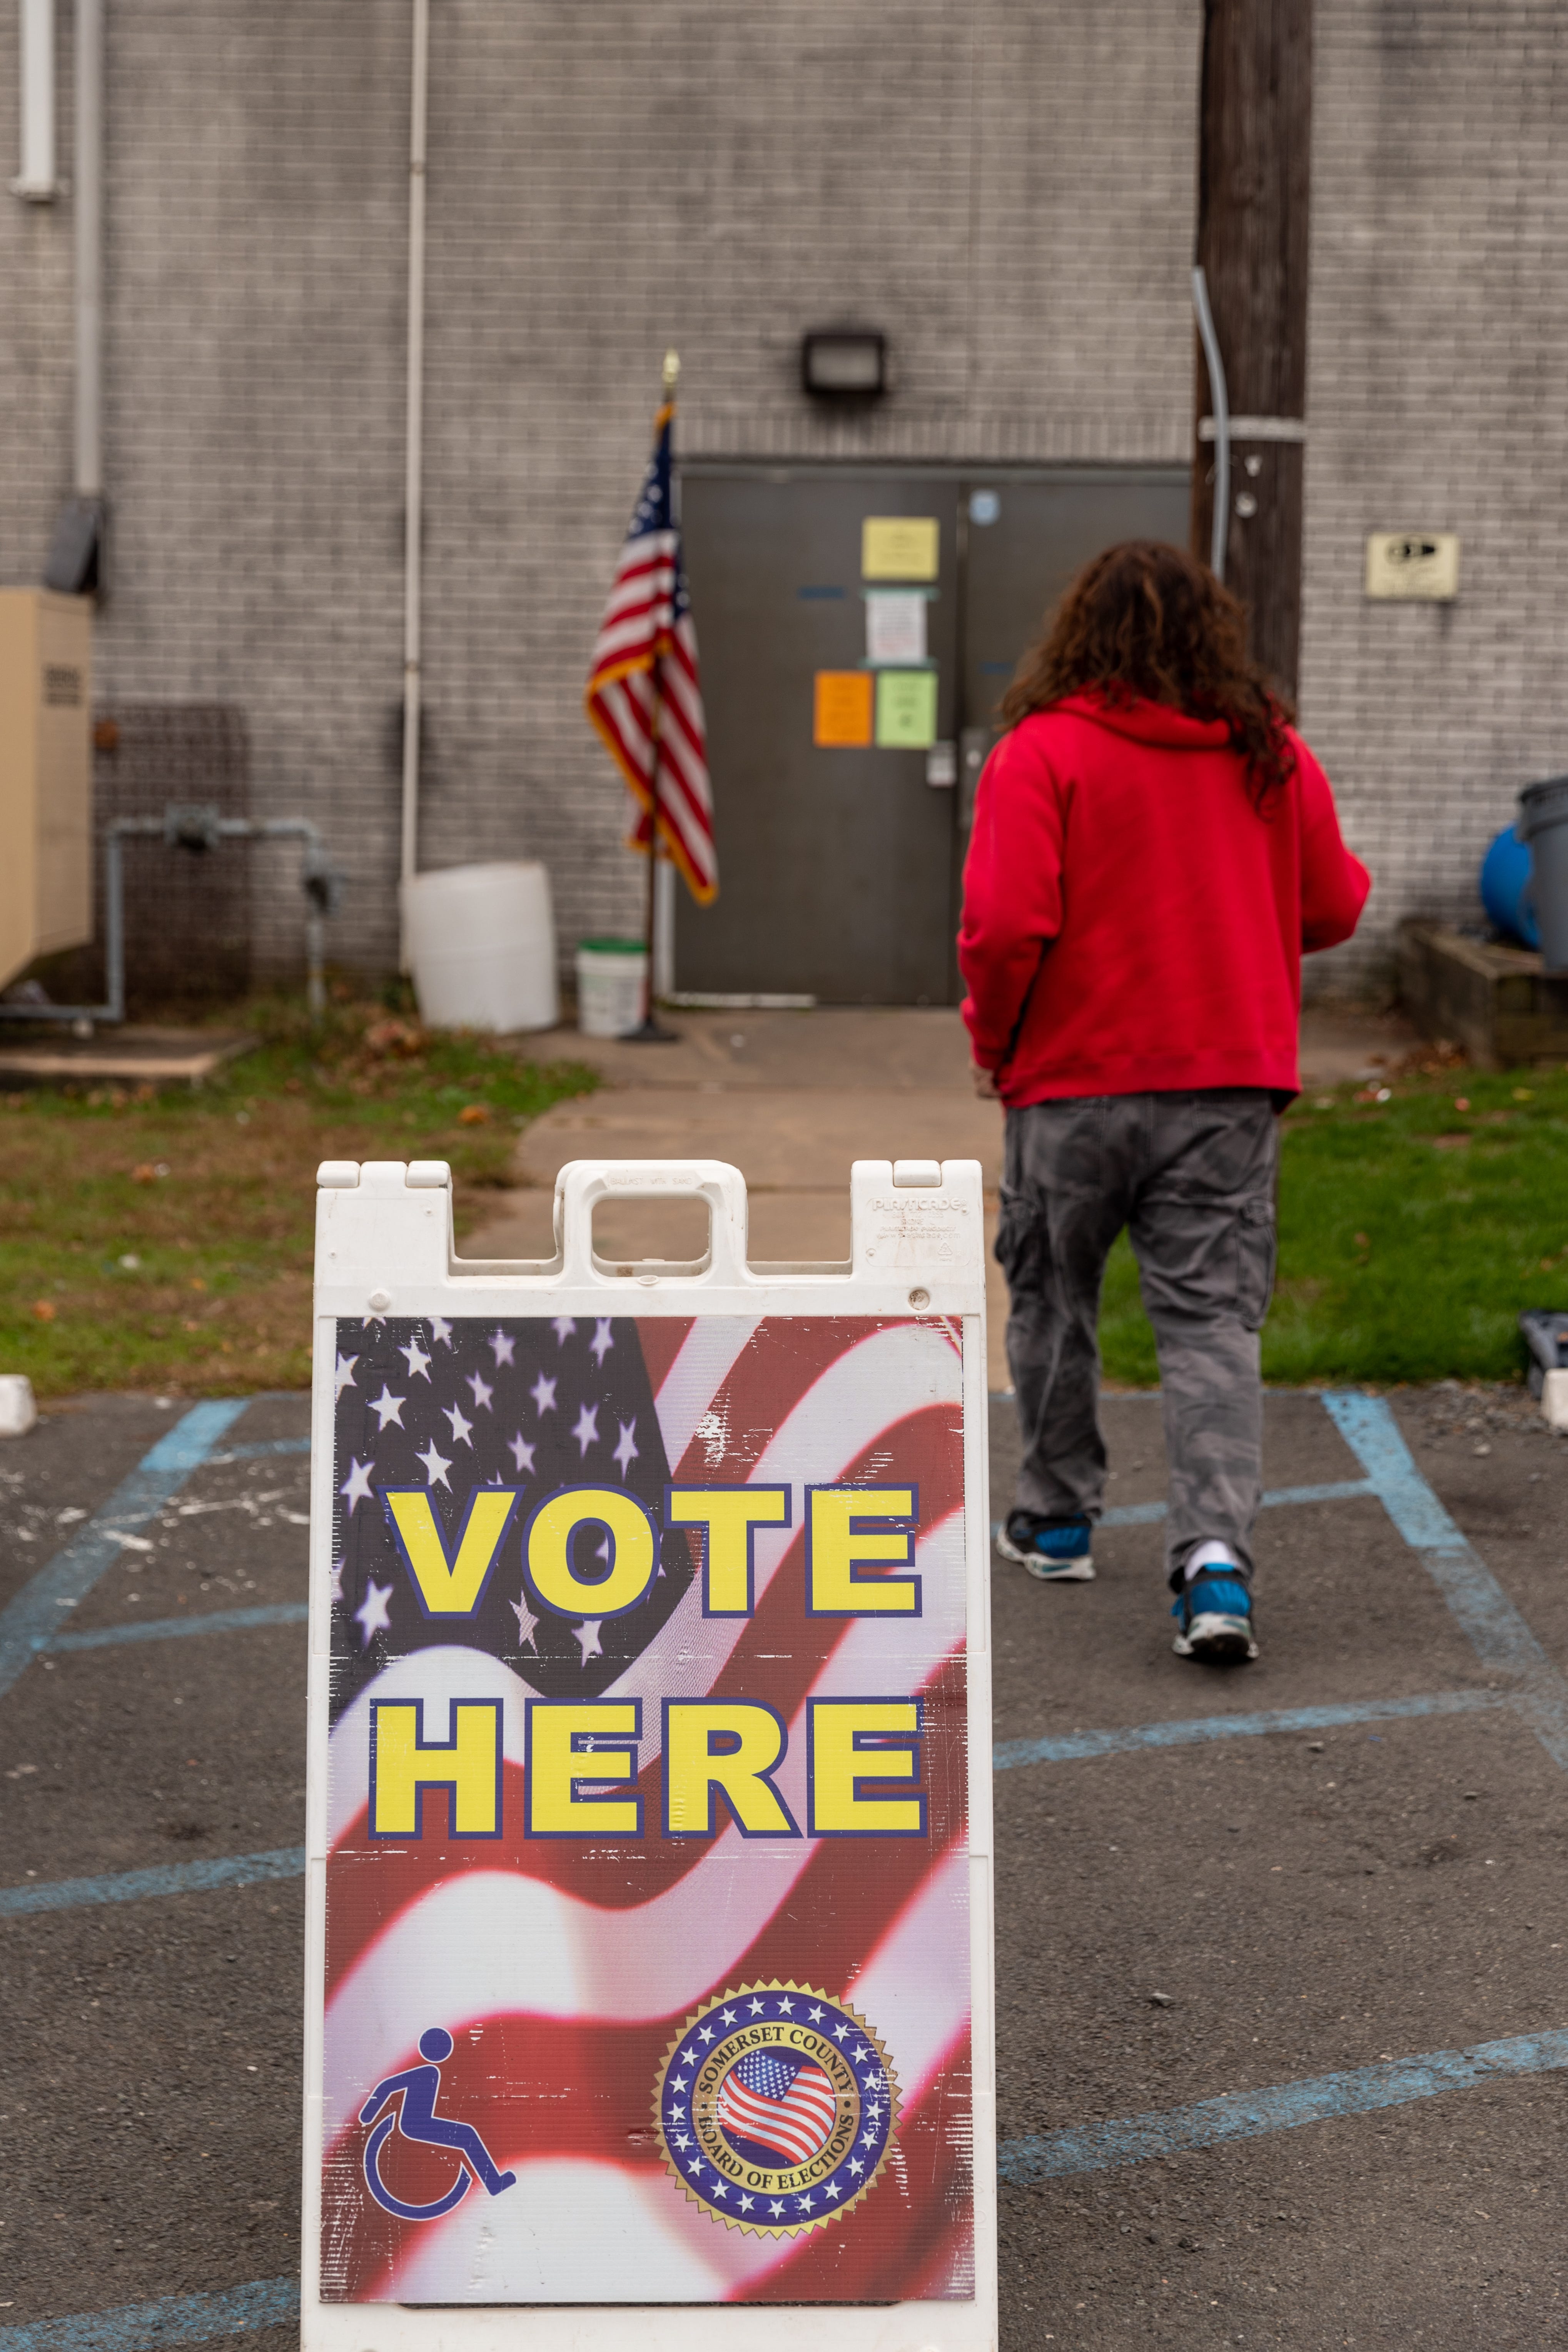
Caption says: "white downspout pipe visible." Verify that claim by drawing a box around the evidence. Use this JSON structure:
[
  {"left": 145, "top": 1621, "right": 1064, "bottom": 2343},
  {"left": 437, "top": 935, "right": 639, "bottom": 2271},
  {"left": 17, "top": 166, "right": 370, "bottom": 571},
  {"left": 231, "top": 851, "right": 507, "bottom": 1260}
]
[
  {"left": 13, "top": 0, "right": 58, "bottom": 200},
  {"left": 398, "top": 0, "right": 428, "bottom": 957},
  {"left": 74, "top": 0, "right": 103, "bottom": 497}
]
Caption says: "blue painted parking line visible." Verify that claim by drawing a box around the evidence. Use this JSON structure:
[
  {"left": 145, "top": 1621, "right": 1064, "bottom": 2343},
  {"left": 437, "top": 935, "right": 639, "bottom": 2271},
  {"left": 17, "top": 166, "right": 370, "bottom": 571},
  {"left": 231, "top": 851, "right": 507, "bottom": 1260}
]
[
  {"left": 993, "top": 1687, "right": 1503, "bottom": 1771},
  {"left": 1, "top": 1684, "right": 1502, "bottom": 1914},
  {"left": 995, "top": 1476, "right": 1375, "bottom": 1539},
  {"left": 999, "top": 2026, "right": 1568, "bottom": 2183},
  {"left": 0, "top": 1846, "right": 306, "bottom": 1918},
  {"left": 1253, "top": 1476, "right": 1375, "bottom": 1509},
  {"left": 12, "top": 2027, "right": 1568, "bottom": 2343},
  {"left": 1324, "top": 1391, "right": 1568, "bottom": 1769},
  {"left": 205, "top": 1437, "right": 311, "bottom": 1465},
  {"left": 0, "top": 1400, "right": 249, "bottom": 1701},
  {"left": 0, "top": 2276, "right": 299, "bottom": 2352},
  {"left": 47, "top": 1602, "right": 308, "bottom": 1654}
]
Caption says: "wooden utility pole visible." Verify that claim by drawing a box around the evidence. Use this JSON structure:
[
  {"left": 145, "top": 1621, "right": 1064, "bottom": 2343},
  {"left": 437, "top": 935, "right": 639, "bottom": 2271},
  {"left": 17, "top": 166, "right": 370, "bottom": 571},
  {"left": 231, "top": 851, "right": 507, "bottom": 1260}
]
[{"left": 1191, "top": 0, "right": 1313, "bottom": 700}]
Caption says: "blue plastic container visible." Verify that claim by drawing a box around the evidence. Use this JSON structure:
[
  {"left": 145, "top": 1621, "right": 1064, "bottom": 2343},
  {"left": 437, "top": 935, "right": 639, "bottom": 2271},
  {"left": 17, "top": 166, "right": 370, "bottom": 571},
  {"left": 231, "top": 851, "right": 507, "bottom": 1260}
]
[{"left": 1479, "top": 824, "right": 1540, "bottom": 950}]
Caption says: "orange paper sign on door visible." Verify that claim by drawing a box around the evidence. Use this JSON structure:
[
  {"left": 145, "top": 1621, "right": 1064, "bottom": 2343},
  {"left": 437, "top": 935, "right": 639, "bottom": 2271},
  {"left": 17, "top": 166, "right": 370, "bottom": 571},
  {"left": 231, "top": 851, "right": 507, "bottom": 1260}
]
[{"left": 812, "top": 670, "right": 873, "bottom": 748}]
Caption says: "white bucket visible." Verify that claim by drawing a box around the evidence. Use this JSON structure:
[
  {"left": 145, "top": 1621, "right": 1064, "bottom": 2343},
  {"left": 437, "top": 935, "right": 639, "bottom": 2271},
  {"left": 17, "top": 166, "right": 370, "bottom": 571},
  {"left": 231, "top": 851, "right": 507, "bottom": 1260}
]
[
  {"left": 401, "top": 862, "right": 559, "bottom": 1033},
  {"left": 576, "top": 938, "right": 647, "bottom": 1037},
  {"left": 0, "top": 1374, "right": 36, "bottom": 1437}
]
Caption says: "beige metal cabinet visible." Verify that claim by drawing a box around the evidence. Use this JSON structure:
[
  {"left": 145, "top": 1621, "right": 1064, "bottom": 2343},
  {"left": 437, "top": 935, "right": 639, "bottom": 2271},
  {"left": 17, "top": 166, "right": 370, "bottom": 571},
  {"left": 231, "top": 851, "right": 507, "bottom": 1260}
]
[{"left": 0, "top": 589, "right": 94, "bottom": 990}]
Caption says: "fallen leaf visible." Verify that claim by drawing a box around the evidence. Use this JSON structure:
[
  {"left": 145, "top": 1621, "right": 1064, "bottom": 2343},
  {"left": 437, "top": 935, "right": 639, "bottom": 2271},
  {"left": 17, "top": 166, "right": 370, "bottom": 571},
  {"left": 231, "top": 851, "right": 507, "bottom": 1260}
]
[{"left": 32, "top": 1300, "right": 55, "bottom": 1322}]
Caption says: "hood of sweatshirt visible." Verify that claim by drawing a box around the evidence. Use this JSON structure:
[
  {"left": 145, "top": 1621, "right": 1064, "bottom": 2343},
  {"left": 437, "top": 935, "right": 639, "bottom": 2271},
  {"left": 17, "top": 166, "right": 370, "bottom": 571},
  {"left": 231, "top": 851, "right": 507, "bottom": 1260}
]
[{"left": 1046, "top": 691, "right": 1235, "bottom": 753}]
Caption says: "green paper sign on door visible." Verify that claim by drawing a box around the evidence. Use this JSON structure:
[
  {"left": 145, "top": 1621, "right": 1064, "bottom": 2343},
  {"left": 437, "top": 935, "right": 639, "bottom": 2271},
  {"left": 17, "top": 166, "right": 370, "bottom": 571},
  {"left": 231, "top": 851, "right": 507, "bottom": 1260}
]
[{"left": 874, "top": 669, "right": 938, "bottom": 750}]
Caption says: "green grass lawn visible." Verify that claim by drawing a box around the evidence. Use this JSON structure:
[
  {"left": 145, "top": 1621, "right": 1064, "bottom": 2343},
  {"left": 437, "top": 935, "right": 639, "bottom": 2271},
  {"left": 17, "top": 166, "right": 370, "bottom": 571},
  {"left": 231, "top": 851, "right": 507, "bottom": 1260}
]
[
  {"left": 0, "top": 994, "right": 596, "bottom": 1398},
  {"left": 5, "top": 1000, "right": 1565, "bottom": 1398},
  {"left": 1098, "top": 1063, "right": 1568, "bottom": 1388}
]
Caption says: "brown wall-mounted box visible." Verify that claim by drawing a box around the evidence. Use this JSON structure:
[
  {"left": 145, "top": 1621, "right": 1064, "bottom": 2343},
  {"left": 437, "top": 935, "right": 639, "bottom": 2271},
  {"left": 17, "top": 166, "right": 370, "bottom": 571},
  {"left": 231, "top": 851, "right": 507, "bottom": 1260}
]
[{"left": 0, "top": 589, "right": 94, "bottom": 990}]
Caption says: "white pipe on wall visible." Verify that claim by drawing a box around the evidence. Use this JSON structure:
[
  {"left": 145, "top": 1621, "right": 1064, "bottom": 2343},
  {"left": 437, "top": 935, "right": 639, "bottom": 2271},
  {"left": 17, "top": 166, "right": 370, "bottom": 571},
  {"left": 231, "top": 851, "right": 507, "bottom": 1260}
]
[
  {"left": 13, "top": 0, "right": 57, "bottom": 200},
  {"left": 399, "top": 0, "right": 429, "bottom": 923},
  {"left": 74, "top": 0, "right": 103, "bottom": 495}
]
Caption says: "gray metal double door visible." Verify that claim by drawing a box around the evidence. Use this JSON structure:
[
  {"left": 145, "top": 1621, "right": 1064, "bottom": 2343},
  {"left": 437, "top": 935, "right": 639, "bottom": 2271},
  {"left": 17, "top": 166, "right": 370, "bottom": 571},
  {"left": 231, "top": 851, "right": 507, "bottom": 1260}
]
[{"left": 676, "top": 466, "right": 1188, "bottom": 1004}]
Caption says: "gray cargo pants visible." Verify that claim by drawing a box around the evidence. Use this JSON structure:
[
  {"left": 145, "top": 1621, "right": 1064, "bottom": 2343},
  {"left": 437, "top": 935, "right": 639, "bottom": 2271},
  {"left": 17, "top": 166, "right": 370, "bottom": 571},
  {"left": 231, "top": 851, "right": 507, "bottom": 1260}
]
[{"left": 995, "top": 1089, "right": 1278, "bottom": 1587}]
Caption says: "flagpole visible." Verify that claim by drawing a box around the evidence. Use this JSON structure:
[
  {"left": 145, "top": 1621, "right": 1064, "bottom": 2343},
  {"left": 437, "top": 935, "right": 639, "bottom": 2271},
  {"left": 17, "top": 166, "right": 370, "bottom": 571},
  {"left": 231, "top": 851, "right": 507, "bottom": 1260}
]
[{"left": 623, "top": 347, "right": 682, "bottom": 1044}]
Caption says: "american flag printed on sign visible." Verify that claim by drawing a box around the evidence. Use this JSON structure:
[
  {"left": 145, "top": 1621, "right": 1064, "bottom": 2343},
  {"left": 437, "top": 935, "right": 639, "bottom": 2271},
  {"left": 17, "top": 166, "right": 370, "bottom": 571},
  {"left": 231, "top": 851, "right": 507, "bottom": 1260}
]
[
  {"left": 320, "top": 1311, "right": 972, "bottom": 2306},
  {"left": 714, "top": 2050, "right": 840, "bottom": 2171},
  {"left": 584, "top": 399, "right": 717, "bottom": 905}
]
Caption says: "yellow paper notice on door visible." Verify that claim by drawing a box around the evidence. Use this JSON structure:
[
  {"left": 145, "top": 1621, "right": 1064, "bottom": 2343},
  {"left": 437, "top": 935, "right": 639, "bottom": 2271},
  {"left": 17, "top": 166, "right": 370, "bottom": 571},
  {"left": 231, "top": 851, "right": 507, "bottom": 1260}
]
[
  {"left": 875, "top": 668, "right": 938, "bottom": 749},
  {"left": 813, "top": 669, "right": 874, "bottom": 747},
  {"left": 862, "top": 516, "right": 940, "bottom": 581}
]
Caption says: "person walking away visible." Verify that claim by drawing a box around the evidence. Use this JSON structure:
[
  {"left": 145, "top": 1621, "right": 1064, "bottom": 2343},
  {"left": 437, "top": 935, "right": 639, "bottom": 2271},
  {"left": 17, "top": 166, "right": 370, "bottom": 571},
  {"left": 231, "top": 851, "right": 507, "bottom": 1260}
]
[{"left": 959, "top": 540, "right": 1369, "bottom": 1664}]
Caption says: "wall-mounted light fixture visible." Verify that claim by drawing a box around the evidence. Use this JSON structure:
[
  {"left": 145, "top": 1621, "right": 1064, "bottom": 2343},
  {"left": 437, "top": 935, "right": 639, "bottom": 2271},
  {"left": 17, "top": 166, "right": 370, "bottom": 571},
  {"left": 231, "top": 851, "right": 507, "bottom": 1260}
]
[{"left": 801, "top": 329, "right": 887, "bottom": 401}]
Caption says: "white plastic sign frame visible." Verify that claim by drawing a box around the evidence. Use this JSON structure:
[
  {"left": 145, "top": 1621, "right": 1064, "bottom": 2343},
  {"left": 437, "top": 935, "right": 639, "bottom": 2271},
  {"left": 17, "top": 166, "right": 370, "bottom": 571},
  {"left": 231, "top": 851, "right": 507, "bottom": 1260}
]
[{"left": 301, "top": 1154, "right": 996, "bottom": 2352}]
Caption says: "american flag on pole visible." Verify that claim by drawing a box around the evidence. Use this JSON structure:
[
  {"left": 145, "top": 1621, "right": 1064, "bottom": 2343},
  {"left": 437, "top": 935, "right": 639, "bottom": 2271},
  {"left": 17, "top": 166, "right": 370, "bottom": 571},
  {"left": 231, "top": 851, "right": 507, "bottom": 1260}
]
[
  {"left": 584, "top": 397, "right": 718, "bottom": 905},
  {"left": 318, "top": 1311, "right": 973, "bottom": 2305}
]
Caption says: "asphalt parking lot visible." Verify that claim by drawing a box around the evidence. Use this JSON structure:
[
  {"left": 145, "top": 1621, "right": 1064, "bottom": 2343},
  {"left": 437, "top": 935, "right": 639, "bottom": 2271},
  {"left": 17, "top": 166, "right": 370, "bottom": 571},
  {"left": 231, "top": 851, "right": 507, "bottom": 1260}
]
[{"left": 5, "top": 1378, "right": 1568, "bottom": 2349}]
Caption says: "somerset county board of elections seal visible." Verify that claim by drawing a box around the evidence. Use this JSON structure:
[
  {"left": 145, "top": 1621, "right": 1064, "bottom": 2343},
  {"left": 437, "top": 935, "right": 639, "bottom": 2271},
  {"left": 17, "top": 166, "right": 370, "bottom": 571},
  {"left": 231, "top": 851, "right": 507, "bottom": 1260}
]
[{"left": 654, "top": 1981, "right": 899, "bottom": 2237}]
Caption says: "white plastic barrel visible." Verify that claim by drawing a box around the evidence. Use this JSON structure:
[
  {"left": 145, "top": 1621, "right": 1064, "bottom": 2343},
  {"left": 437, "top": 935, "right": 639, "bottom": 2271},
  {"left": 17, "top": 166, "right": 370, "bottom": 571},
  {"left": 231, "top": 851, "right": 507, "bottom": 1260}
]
[
  {"left": 575, "top": 937, "right": 646, "bottom": 1037},
  {"left": 0, "top": 1374, "right": 36, "bottom": 1437},
  {"left": 401, "top": 862, "right": 559, "bottom": 1033}
]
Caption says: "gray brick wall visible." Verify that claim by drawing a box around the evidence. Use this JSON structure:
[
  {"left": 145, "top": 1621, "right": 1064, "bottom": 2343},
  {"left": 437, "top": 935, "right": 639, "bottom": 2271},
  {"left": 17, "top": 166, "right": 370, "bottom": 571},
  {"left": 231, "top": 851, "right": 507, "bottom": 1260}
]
[
  {"left": 0, "top": 0, "right": 1201, "bottom": 984},
  {"left": 0, "top": 0, "right": 73, "bottom": 583},
  {"left": 416, "top": 0, "right": 1201, "bottom": 976},
  {"left": 1299, "top": 0, "right": 1568, "bottom": 995},
  {"left": 11, "top": 3, "right": 1563, "bottom": 1005}
]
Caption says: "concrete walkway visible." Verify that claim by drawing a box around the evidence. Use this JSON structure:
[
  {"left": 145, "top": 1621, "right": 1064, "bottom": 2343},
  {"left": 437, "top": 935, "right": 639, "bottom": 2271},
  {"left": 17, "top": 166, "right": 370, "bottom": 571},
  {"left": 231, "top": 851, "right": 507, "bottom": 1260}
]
[{"left": 468, "top": 1002, "right": 1420, "bottom": 1391}]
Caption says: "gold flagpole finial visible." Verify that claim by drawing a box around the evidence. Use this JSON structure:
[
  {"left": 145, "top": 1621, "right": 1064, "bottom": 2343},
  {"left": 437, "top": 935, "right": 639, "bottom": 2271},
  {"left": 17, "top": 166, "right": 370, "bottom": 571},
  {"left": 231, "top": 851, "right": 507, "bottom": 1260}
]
[{"left": 662, "top": 348, "right": 681, "bottom": 394}]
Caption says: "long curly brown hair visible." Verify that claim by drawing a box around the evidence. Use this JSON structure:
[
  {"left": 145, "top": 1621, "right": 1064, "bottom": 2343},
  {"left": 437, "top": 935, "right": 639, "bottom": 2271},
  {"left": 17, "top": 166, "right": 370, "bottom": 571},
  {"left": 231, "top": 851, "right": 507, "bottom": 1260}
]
[{"left": 999, "top": 539, "right": 1296, "bottom": 808}]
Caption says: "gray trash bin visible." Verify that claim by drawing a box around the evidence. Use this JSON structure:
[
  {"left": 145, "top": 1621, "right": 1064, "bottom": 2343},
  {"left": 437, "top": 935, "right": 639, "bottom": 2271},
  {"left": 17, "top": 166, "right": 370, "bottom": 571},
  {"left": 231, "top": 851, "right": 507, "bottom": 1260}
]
[{"left": 1518, "top": 776, "right": 1568, "bottom": 972}]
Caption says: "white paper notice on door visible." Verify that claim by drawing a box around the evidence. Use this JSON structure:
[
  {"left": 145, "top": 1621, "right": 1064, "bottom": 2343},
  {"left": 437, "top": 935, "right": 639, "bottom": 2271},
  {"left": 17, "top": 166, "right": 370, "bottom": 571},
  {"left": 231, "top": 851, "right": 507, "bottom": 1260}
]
[{"left": 864, "top": 590, "right": 927, "bottom": 667}]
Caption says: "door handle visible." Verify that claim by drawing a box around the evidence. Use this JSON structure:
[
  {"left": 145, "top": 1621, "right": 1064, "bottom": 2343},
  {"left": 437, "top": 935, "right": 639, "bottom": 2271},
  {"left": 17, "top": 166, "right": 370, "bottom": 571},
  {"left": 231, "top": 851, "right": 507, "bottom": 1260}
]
[{"left": 958, "top": 728, "right": 990, "bottom": 833}]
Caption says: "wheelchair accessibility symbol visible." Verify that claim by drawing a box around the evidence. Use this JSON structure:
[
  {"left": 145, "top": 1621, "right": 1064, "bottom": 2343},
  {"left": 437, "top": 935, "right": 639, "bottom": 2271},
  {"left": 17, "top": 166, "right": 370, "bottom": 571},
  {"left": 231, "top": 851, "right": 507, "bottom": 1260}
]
[{"left": 359, "top": 2026, "right": 518, "bottom": 2221}]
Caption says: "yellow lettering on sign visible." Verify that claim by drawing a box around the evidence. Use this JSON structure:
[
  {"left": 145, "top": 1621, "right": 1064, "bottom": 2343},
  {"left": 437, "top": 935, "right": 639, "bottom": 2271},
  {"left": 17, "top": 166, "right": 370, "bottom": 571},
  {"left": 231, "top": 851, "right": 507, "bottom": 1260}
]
[
  {"left": 370, "top": 1699, "right": 502, "bottom": 1838},
  {"left": 666, "top": 1485, "right": 791, "bottom": 1615},
  {"left": 526, "top": 1700, "right": 642, "bottom": 1838},
  {"left": 807, "top": 1485, "right": 920, "bottom": 1615},
  {"left": 808, "top": 1698, "right": 925, "bottom": 1836},
  {"left": 526, "top": 1487, "right": 658, "bottom": 1619},
  {"left": 664, "top": 1700, "right": 799, "bottom": 1838},
  {"left": 383, "top": 1488, "right": 519, "bottom": 1617}
]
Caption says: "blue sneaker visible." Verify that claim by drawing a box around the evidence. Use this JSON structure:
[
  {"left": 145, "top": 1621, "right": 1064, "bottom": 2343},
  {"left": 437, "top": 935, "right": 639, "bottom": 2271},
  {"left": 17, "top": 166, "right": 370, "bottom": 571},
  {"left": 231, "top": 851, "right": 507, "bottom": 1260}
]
[
  {"left": 995, "top": 1513, "right": 1095, "bottom": 1582},
  {"left": 1171, "top": 1567, "right": 1258, "bottom": 1662}
]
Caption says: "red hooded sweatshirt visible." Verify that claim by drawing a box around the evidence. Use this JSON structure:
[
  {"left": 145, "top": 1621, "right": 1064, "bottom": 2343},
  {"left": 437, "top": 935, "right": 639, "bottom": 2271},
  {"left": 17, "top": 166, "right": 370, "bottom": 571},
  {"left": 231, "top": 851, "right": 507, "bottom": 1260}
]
[{"left": 958, "top": 694, "right": 1371, "bottom": 1105}]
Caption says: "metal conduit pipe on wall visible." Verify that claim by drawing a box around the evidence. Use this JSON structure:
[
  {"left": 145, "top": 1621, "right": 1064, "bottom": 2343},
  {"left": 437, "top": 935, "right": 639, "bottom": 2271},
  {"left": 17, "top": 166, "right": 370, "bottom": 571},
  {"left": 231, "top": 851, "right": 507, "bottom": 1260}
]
[
  {"left": 0, "top": 812, "right": 346, "bottom": 1029},
  {"left": 1191, "top": 264, "right": 1229, "bottom": 584},
  {"left": 75, "top": 0, "right": 103, "bottom": 500},
  {"left": 41, "top": 0, "right": 106, "bottom": 591},
  {"left": 398, "top": 0, "right": 429, "bottom": 964},
  {"left": 13, "top": 0, "right": 58, "bottom": 200}
]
